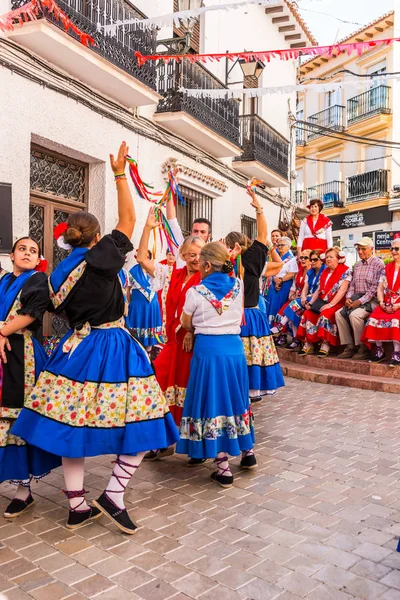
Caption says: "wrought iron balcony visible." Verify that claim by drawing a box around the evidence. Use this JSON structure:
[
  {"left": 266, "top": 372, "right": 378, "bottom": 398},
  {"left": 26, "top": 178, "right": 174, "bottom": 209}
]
[
  {"left": 306, "top": 181, "right": 345, "bottom": 209},
  {"left": 235, "top": 114, "right": 289, "bottom": 181},
  {"left": 10, "top": 0, "right": 157, "bottom": 91},
  {"left": 307, "top": 105, "right": 345, "bottom": 141},
  {"left": 347, "top": 169, "right": 389, "bottom": 203},
  {"left": 348, "top": 86, "right": 391, "bottom": 124},
  {"left": 156, "top": 61, "right": 240, "bottom": 148}
]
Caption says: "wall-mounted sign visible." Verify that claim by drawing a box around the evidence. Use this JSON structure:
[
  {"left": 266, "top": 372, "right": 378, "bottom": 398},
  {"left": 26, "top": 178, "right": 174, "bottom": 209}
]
[
  {"left": 0, "top": 183, "right": 13, "bottom": 253},
  {"left": 375, "top": 231, "right": 400, "bottom": 250},
  {"left": 331, "top": 205, "right": 392, "bottom": 231}
]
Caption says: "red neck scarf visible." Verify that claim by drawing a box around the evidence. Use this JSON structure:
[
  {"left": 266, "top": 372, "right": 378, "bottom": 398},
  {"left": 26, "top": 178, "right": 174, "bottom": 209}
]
[
  {"left": 306, "top": 213, "right": 332, "bottom": 238},
  {"left": 320, "top": 263, "right": 348, "bottom": 299},
  {"left": 385, "top": 261, "right": 400, "bottom": 294},
  {"left": 295, "top": 269, "right": 306, "bottom": 292},
  {"left": 166, "top": 267, "right": 201, "bottom": 340}
]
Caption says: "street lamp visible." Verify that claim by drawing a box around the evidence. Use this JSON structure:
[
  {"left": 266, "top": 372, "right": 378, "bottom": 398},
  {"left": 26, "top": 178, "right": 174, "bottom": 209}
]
[
  {"left": 157, "top": 0, "right": 203, "bottom": 54},
  {"left": 225, "top": 54, "right": 265, "bottom": 85}
]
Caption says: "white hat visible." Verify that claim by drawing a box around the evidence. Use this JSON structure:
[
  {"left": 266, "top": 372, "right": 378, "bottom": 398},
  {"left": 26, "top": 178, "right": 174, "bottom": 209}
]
[{"left": 354, "top": 237, "right": 374, "bottom": 248}]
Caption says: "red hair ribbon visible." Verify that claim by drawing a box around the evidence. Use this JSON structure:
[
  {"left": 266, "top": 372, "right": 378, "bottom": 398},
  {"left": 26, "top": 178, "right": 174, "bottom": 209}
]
[
  {"left": 54, "top": 222, "right": 68, "bottom": 240},
  {"left": 35, "top": 257, "right": 48, "bottom": 273}
]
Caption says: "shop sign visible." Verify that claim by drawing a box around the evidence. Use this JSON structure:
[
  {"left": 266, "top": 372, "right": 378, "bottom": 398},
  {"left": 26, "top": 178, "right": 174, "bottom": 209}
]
[
  {"left": 331, "top": 205, "right": 392, "bottom": 231},
  {"left": 375, "top": 231, "right": 400, "bottom": 250}
]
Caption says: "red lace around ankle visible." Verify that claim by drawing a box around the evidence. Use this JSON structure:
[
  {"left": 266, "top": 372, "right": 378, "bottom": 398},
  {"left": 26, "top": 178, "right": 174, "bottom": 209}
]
[
  {"left": 62, "top": 488, "right": 89, "bottom": 513},
  {"left": 214, "top": 456, "right": 231, "bottom": 477}
]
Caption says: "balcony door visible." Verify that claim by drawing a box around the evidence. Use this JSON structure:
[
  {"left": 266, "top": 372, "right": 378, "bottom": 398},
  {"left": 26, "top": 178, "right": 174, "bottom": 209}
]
[
  {"left": 29, "top": 147, "right": 88, "bottom": 336},
  {"left": 367, "top": 60, "right": 387, "bottom": 109}
]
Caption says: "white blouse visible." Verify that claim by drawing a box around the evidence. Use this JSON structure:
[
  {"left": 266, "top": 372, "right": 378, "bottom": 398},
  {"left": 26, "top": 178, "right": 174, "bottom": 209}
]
[
  {"left": 277, "top": 256, "right": 298, "bottom": 279},
  {"left": 298, "top": 219, "right": 333, "bottom": 249},
  {"left": 183, "top": 280, "right": 243, "bottom": 336}
]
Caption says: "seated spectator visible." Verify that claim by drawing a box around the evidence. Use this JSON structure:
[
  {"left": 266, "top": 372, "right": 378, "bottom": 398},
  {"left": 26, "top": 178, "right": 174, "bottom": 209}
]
[
  {"left": 264, "top": 236, "right": 298, "bottom": 326},
  {"left": 297, "top": 247, "right": 350, "bottom": 357},
  {"left": 362, "top": 239, "right": 400, "bottom": 367},
  {"left": 337, "top": 237, "right": 384, "bottom": 361},
  {"left": 297, "top": 198, "right": 333, "bottom": 253},
  {"left": 271, "top": 250, "right": 311, "bottom": 347}
]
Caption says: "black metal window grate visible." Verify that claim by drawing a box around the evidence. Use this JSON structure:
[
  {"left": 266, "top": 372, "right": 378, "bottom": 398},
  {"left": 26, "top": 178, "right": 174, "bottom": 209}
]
[
  {"left": 176, "top": 185, "right": 213, "bottom": 238},
  {"left": 241, "top": 214, "right": 257, "bottom": 241}
]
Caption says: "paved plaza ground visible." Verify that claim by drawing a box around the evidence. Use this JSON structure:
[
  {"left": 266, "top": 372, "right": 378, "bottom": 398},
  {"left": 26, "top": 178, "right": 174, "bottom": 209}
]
[{"left": 1, "top": 378, "right": 400, "bottom": 600}]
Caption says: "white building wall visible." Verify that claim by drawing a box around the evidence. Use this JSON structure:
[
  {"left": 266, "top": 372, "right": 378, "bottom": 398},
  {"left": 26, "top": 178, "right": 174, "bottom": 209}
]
[{"left": 0, "top": 66, "right": 281, "bottom": 268}]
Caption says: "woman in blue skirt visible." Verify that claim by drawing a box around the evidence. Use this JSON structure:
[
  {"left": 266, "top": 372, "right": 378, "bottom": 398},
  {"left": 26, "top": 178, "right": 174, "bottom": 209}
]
[
  {"left": 13, "top": 142, "right": 179, "bottom": 534},
  {"left": 0, "top": 238, "right": 61, "bottom": 518},
  {"left": 178, "top": 242, "right": 256, "bottom": 487},
  {"left": 264, "top": 236, "right": 298, "bottom": 326},
  {"left": 126, "top": 256, "right": 163, "bottom": 351},
  {"left": 225, "top": 188, "right": 285, "bottom": 403}
]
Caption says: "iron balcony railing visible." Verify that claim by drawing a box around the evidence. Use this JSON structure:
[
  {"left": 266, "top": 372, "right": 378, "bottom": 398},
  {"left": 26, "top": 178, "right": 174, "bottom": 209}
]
[
  {"left": 347, "top": 86, "right": 391, "bottom": 124},
  {"left": 156, "top": 61, "right": 240, "bottom": 147},
  {"left": 307, "top": 105, "right": 345, "bottom": 141},
  {"left": 235, "top": 114, "right": 289, "bottom": 181},
  {"left": 347, "top": 169, "right": 390, "bottom": 203},
  {"left": 306, "top": 181, "right": 345, "bottom": 209},
  {"left": 11, "top": 0, "right": 157, "bottom": 90},
  {"left": 296, "top": 111, "right": 306, "bottom": 146}
]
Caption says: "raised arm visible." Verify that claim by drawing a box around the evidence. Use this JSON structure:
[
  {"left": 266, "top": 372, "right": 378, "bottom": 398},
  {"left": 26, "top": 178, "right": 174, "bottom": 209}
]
[
  {"left": 111, "top": 142, "right": 136, "bottom": 240},
  {"left": 137, "top": 207, "right": 158, "bottom": 277},
  {"left": 247, "top": 188, "right": 267, "bottom": 245}
]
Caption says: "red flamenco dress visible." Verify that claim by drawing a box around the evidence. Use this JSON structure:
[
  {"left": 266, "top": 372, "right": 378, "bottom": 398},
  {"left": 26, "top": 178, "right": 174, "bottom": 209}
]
[
  {"left": 297, "top": 264, "right": 349, "bottom": 346},
  {"left": 298, "top": 214, "right": 333, "bottom": 253},
  {"left": 362, "top": 262, "right": 400, "bottom": 346},
  {"left": 154, "top": 267, "right": 201, "bottom": 425}
]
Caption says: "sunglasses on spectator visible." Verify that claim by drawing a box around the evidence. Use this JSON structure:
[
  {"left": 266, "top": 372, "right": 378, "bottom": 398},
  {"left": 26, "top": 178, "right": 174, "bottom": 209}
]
[
  {"left": 310, "top": 258, "right": 320, "bottom": 262},
  {"left": 277, "top": 244, "right": 287, "bottom": 247},
  {"left": 391, "top": 247, "right": 400, "bottom": 252},
  {"left": 299, "top": 256, "right": 309, "bottom": 260}
]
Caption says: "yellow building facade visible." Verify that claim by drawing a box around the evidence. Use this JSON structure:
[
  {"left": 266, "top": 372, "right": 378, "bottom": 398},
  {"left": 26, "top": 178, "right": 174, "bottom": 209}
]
[{"left": 295, "top": 11, "right": 400, "bottom": 262}]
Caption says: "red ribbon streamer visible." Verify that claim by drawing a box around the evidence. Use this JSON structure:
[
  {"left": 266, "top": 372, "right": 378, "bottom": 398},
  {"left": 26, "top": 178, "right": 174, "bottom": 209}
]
[
  {"left": 135, "top": 37, "right": 400, "bottom": 67},
  {"left": 0, "top": 0, "right": 96, "bottom": 46}
]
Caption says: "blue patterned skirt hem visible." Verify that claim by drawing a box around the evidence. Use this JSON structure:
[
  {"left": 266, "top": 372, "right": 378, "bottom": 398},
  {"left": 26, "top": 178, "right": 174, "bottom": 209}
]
[
  {"left": 241, "top": 308, "right": 285, "bottom": 392},
  {"left": 176, "top": 334, "right": 254, "bottom": 459},
  {"left": 12, "top": 326, "right": 179, "bottom": 458},
  {"left": 0, "top": 443, "right": 61, "bottom": 483}
]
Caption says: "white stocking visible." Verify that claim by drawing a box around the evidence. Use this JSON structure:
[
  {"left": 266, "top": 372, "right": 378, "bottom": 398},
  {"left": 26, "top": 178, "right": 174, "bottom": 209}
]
[
  {"left": 394, "top": 341, "right": 400, "bottom": 352},
  {"left": 105, "top": 453, "right": 145, "bottom": 510},
  {"left": 280, "top": 316, "right": 289, "bottom": 327},
  {"left": 13, "top": 480, "right": 31, "bottom": 501},
  {"left": 376, "top": 341, "right": 383, "bottom": 348},
  {"left": 291, "top": 323, "right": 298, "bottom": 337},
  {"left": 62, "top": 457, "right": 90, "bottom": 511}
]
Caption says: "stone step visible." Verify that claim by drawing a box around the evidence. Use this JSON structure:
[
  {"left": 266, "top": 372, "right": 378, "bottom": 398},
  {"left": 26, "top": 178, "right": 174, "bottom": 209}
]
[
  {"left": 280, "top": 360, "right": 400, "bottom": 394},
  {"left": 277, "top": 347, "right": 400, "bottom": 380}
]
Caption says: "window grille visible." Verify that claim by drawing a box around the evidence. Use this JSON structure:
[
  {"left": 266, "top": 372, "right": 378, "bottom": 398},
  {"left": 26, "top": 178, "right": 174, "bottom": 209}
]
[
  {"left": 177, "top": 185, "right": 213, "bottom": 237},
  {"left": 241, "top": 214, "right": 257, "bottom": 240}
]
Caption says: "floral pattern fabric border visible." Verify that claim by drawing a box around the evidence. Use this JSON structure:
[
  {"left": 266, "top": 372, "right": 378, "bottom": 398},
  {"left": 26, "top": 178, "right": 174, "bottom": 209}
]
[
  {"left": 180, "top": 409, "right": 254, "bottom": 442},
  {"left": 241, "top": 334, "right": 280, "bottom": 367},
  {"left": 26, "top": 372, "right": 170, "bottom": 428},
  {"left": 49, "top": 261, "right": 86, "bottom": 309}
]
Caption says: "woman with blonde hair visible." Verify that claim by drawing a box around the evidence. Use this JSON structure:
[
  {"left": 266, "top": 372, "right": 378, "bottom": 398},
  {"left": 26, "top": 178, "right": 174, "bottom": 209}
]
[
  {"left": 137, "top": 208, "right": 205, "bottom": 462},
  {"left": 179, "top": 242, "right": 256, "bottom": 486},
  {"left": 225, "top": 188, "right": 284, "bottom": 403},
  {"left": 297, "top": 246, "right": 350, "bottom": 356}
]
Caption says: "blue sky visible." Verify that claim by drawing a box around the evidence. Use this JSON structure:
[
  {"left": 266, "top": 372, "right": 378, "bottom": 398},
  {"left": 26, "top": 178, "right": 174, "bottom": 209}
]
[{"left": 296, "top": 0, "right": 394, "bottom": 45}]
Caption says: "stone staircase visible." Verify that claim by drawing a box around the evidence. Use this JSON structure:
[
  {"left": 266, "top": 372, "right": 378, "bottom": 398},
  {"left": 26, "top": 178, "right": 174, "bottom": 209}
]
[{"left": 277, "top": 347, "right": 400, "bottom": 394}]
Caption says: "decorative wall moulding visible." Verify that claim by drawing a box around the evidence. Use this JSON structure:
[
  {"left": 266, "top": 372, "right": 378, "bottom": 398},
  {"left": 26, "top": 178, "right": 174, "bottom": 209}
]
[{"left": 161, "top": 158, "right": 228, "bottom": 197}]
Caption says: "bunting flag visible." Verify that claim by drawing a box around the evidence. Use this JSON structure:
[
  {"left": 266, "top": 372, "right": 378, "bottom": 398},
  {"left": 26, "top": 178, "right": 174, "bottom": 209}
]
[
  {"left": 179, "top": 72, "right": 400, "bottom": 98},
  {"left": 0, "top": 0, "right": 96, "bottom": 46},
  {"left": 135, "top": 37, "right": 400, "bottom": 67},
  {"left": 126, "top": 156, "right": 184, "bottom": 253},
  {"left": 100, "top": 0, "right": 277, "bottom": 35}
]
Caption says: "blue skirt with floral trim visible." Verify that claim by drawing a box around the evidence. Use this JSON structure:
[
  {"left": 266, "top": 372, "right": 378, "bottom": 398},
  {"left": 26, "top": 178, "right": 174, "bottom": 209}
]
[
  {"left": 12, "top": 326, "right": 179, "bottom": 459},
  {"left": 0, "top": 338, "right": 62, "bottom": 483},
  {"left": 177, "top": 334, "right": 255, "bottom": 459},
  {"left": 241, "top": 308, "right": 285, "bottom": 394},
  {"left": 126, "top": 290, "right": 163, "bottom": 347}
]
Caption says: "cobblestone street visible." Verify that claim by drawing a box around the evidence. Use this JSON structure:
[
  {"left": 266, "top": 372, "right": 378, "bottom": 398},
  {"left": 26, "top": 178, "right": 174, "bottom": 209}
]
[{"left": 1, "top": 378, "right": 400, "bottom": 600}]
